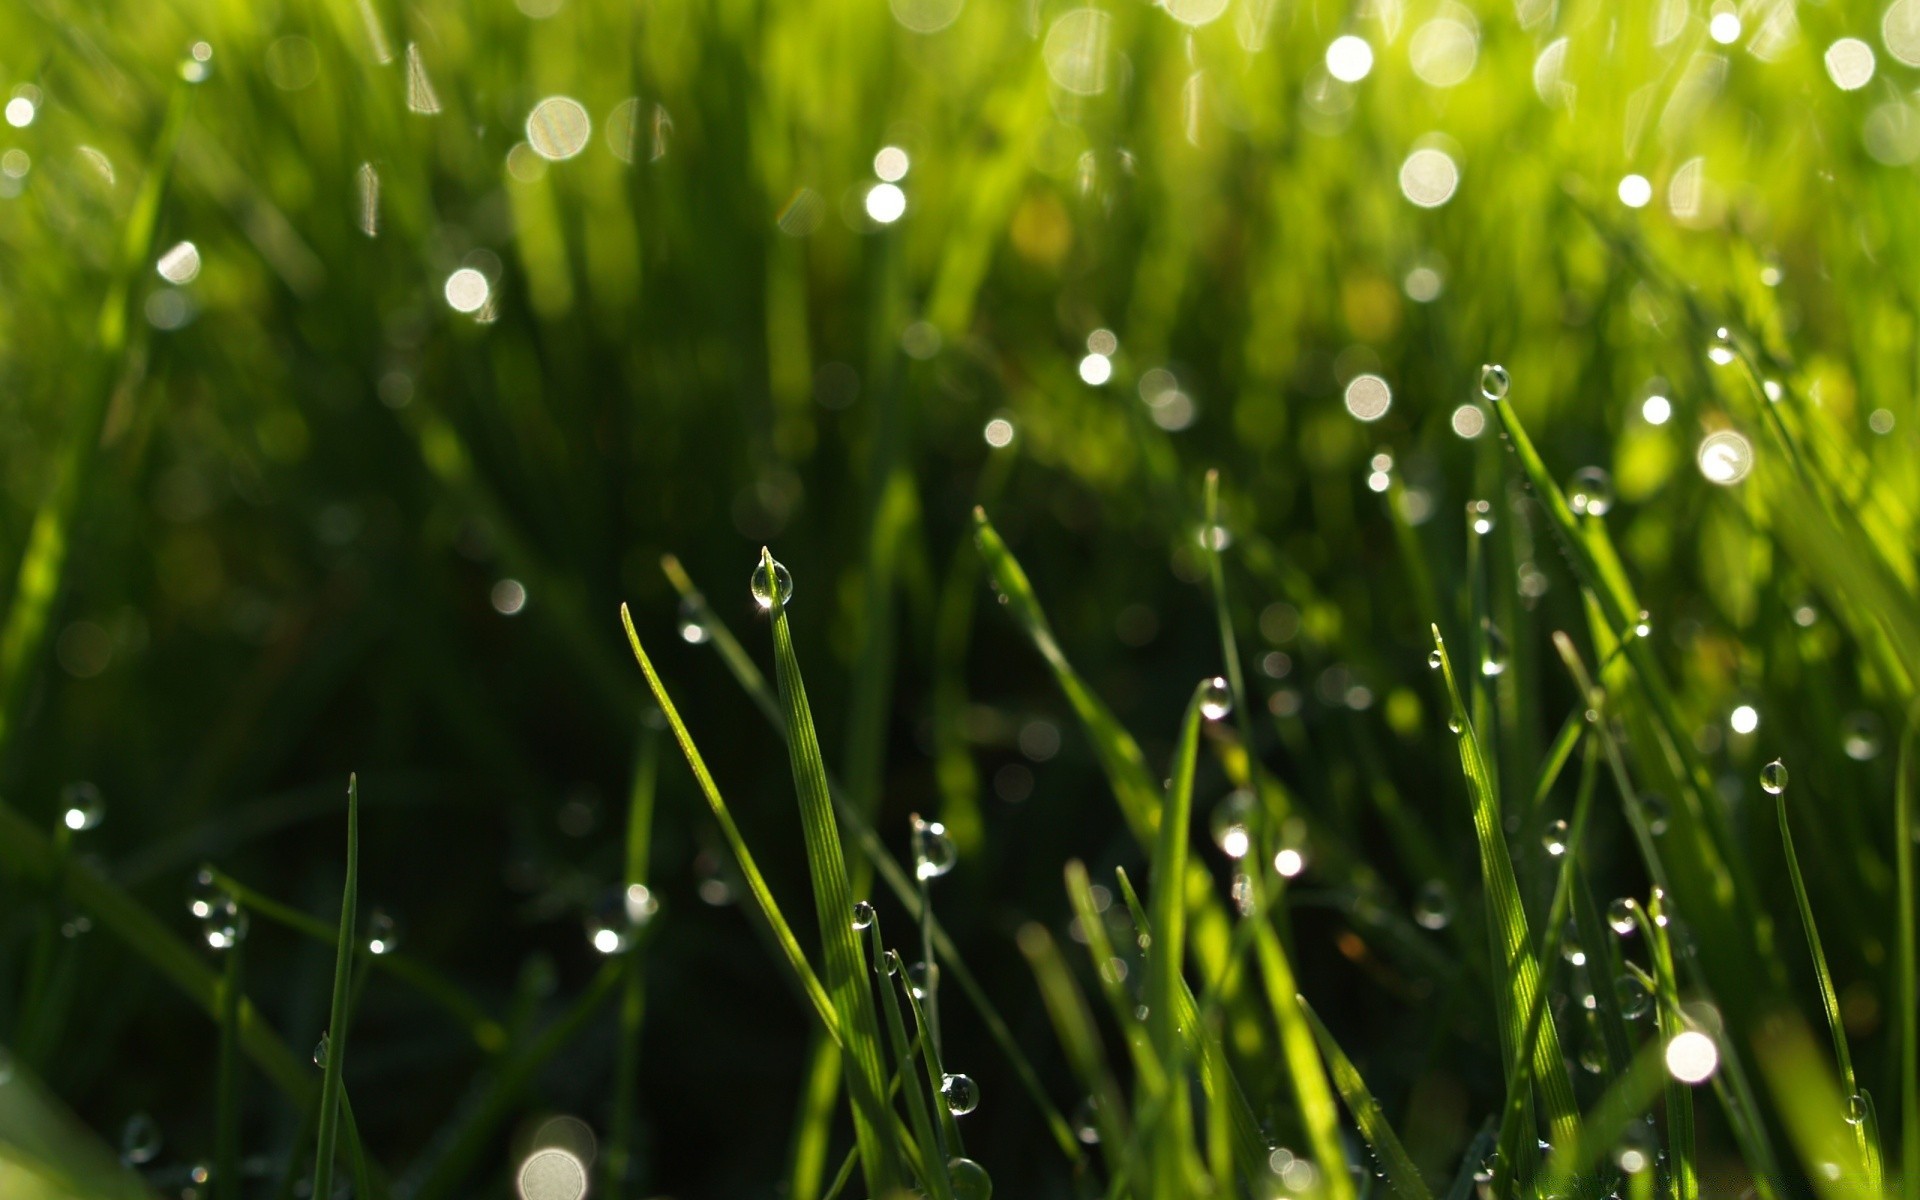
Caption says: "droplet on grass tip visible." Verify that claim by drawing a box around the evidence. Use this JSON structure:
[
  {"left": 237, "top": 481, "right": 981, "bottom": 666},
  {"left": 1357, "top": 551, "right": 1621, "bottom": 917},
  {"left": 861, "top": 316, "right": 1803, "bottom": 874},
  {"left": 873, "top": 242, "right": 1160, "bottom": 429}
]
[
  {"left": 1542, "top": 819, "right": 1569, "bottom": 857},
  {"left": 1412, "top": 880, "right": 1454, "bottom": 930},
  {"left": 366, "top": 909, "right": 399, "bottom": 955},
  {"left": 1466, "top": 499, "right": 1494, "bottom": 534},
  {"left": 1480, "top": 622, "right": 1509, "bottom": 678},
  {"left": 1607, "top": 898, "right": 1638, "bottom": 935},
  {"left": 749, "top": 556, "right": 793, "bottom": 609},
  {"left": 677, "top": 596, "right": 710, "bottom": 644},
  {"left": 1760, "top": 759, "right": 1788, "bottom": 794},
  {"left": 941, "top": 1072, "right": 980, "bottom": 1115},
  {"left": 1479, "top": 364, "right": 1509, "bottom": 401},
  {"left": 1210, "top": 790, "right": 1254, "bottom": 859},
  {"left": 851, "top": 900, "right": 875, "bottom": 930},
  {"left": 61, "top": 782, "right": 104, "bottom": 831},
  {"left": 1200, "top": 676, "right": 1233, "bottom": 720},
  {"left": 1427, "top": 650, "right": 1442, "bottom": 670},
  {"left": 1847, "top": 1092, "right": 1869, "bottom": 1125},
  {"left": 1665, "top": 1030, "right": 1718, "bottom": 1082},
  {"left": 1842, "top": 712, "right": 1882, "bottom": 760},
  {"left": 120, "top": 1113, "right": 162, "bottom": 1165},
  {"left": 1616, "top": 974, "right": 1652, "bottom": 1019},
  {"left": 313, "top": 1032, "right": 330, "bottom": 1067},
  {"left": 1698, "top": 430, "right": 1753, "bottom": 485},
  {"left": 1568, "top": 466, "right": 1614, "bottom": 516},
  {"left": 911, "top": 815, "right": 957, "bottom": 880},
  {"left": 907, "top": 959, "right": 939, "bottom": 999}
]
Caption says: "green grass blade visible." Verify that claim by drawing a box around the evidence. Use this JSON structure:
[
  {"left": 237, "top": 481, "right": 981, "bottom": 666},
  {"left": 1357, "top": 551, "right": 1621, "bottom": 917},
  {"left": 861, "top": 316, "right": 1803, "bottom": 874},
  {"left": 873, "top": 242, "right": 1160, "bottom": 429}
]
[
  {"left": 1536, "top": 1041, "right": 1669, "bottom": 1196},
  {"left": 655, "top": 565, "right": 1081, "bottom": 1161},
  {"left": 1015, "top": 921, "right": 1131, "bottom": 1172},
  {"left": 312, "top": 773, "right": 360, "bottom": 1200},
  {"left": 607, "top": 718, "right": 662, "bottom": 1197},
  {"left": 215, "top": 933, "right": 244, "bottom": 1200},
  {"left": 1775, "top": 767, "right": 1880, "bottom": 1188},
  {"left": 1901, "top": 726, "right": 1919, "bottom": 1200},
  {"left": 1644, "top": 887, "right": 1697, "bottom": 1200},
  {"left": 1144, "top": 682, "right": 1207, "bottom": 1194},
  {"left": 865, "top": 924, "right": 953, "bottom": 1200},
  {"left": 1429, "top": 626, "right": 1582, "bottom": 1177},
  {"left": 618, "top": 602, "right": 838, "bottom": 1035},
  {"left": 761, "top": 550, "right": 903, "bottom": 1195},
  {"left": 1297, "top": 996, "right": 1434, "bottom": 1200}
]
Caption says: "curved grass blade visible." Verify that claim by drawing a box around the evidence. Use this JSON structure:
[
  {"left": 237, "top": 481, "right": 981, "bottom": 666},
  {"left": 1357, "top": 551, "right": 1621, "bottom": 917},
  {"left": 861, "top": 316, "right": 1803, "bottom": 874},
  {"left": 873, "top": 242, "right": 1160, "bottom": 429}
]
[
  {"left": 607, "top": 718, "right": 662, "bottom": 1197},
  {"left": 761, "top": 549, "right": 904, "bottom": 1195},
  {"left": 865, "top": 922, "right": 953, "bottom": 1200},
  {"left": 1297, "top": 997, "right": 1434, "bottom": 1200},
  {"left": 1015, "top": 921, "right": 1131, "bottom": 1173},
  {"left": 656, "top": 560, "right": 1079, "bottom": 1161},
  {"left": 1776, "top": 771, "right": 1881, "bottom": 1189},
  {"left": 1143, "top": 682, "right": 1208, "bottom": 1195},
  {"left": 312, "top": 774, "right": 360, "bottom": 1200}
]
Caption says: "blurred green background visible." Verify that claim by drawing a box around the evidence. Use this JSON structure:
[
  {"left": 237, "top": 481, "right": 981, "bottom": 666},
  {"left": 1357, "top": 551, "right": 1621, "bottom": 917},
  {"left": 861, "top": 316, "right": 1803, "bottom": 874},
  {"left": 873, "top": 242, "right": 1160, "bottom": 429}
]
[{"left": 3, "top": 0, "right": 1920, "bottom": 1194}]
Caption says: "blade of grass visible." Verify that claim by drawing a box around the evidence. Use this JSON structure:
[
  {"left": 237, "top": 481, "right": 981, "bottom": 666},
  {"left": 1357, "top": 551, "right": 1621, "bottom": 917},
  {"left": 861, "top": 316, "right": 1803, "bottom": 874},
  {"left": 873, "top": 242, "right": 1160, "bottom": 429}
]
[
  {"left": 312, "top": 773, "right": 360, "bottom": 1200},
  {"left": 865, "top": 923, "right": 953, "bottom": 1200},
  {"left": 215, "top": 931, "right": 244, "bottom": 1200},
  {"left": 1297, "top": 996, "right": 1435, "bottom": 1200},
  {"left": 1775, "top": 765, "right": 1881, "bottom": 1188},
  {"left": 606, "top": 717, "right": 662, "bottom": 1197},
  {"left": 1536, "top": 1041, "right": 1669, "bottom": 1196},
  {"left": 1143, "top": 681, "right": 1208, "bottom": 1195},
  {"left": 1900, "top": 726, "right": 1918, "bottom": 1200},
  {"left": 1429, "top": 625, "right": 1583, "bottom": 1188},
  {"left": 655, "top": 561, "right": 1080, "bottom": 1161},
  {"left": 761, "top": 549, "right": 904, "bottom": 1195},
  {"left": 1015, "top": 921, "right": 1131, "bottom": 1174},
  {"left": 1643, "top": 887, "right": 1697, "bottom": 1200}
]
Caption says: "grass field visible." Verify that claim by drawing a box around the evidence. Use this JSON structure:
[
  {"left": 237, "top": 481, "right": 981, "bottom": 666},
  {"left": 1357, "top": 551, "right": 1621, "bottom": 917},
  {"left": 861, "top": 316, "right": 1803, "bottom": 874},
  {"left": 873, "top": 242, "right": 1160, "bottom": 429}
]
[{"left": 3, "top": 0, "right": 1920, "bottom": 1196}]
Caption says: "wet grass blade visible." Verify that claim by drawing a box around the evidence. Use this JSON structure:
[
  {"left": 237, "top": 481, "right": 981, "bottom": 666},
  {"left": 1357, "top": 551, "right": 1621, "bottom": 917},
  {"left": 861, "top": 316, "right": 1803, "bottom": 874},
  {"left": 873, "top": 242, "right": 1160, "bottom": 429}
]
[
  {"left": 1776, "top": 770, "right": 1880, "bottom": 1188},
  {"left": 656, "top": 562, "right": 1080, "bottom": 1161},
  {"left": 619, "top": 602, "right": 837, "bottom": 1033},
  {"left": 1429, "top": 626, "right": 1582, "bottom": 1181},
  {"left": 215, "top": 933, "right": 244, "bottom": 1200},
  {"left": 1644, "top": 887, "right": 1697, "bottom": 1200},
  {"left": 1143, "top": 682, "right": 1207, "bottom": 1193},
  {"left": 865, "top": 921, "right": 953, "bottom": 1200},
  {"left": 1016, "top": 920, "right": 1131, "bottom": 1171},
  {"left": 312, "top": 774, "right": 360, "bottom": 1200},
  {"left": 761, "top": 549, "right": 904, "bottom": 1195},
  {"left": 607, "top": 718, "right": 662, "bottom": 1197},
  {"left": 1297, "top": 996, "right": 1434, "bottom": 1200},
  {"left": 1535, "top": 1041, "right": 1668, "bottom": 1196}
]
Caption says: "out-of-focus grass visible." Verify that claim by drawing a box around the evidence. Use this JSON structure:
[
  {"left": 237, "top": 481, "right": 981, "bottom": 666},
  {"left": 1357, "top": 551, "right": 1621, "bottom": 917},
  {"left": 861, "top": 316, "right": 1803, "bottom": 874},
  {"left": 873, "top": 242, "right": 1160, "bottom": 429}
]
[{"left": 4, "top": 0, "right": 1920, "bottom": 1194}]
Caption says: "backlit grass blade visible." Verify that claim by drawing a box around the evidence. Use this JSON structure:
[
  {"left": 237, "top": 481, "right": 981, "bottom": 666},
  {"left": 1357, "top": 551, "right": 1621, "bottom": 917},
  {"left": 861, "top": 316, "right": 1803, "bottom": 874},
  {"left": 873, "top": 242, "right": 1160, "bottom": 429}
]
[
  {"left": 1297, "top": 996, "right": 1434, "bottom": 1200},
  {"left": 865, "top": 922, "right": 953, "bottom": 1200},
  {"left": 761, "top": 549, "right": 904, "bottom": 1195},
  {"left": 1015, "top": 921, "right": 1131, "bottom": 1172},
  {"left": 1643, "top": 887, "right": 1697, "bottom": 1200},
  {"left": 1750, "top": 1011, "right": 1877, "bottom": 1200},
  {"left": 1535, "top": 1041, "right": 1668, "bottom": 1196},
  {"left": 607, "top": 717, "right": 662, "bottom": 1197},
  {"left": 215, "top": 931, "right": 244, "bottom": 1200},
  {"left": 1143, "top": 681, "right": 1207, "bottom": 1195},
  {"left": 311, "top": 773, "right": 360, "bottom": 1200},
  {"left": 618, "top": 602, "right": 837, "bottom": 1034},
  {"left": 1429, "top": 626, "right": 1582, "bottom": 1182},
  {"left": 1775, "top": 765, "right": 1881, "bottom": 1188},
  {"left": 657, "top": 560, "right": 1079, "bottom": 1160},
  {"left": 1900, "top": 727, "right": 1918, "bottom": 1200}
]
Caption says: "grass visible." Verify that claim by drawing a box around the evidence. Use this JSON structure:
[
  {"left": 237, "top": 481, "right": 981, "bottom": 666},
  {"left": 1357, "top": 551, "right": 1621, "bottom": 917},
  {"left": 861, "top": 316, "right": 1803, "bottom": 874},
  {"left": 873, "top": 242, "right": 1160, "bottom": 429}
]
[{"left": 4, "top": 0, "right": 1920, "bottom": 1196}]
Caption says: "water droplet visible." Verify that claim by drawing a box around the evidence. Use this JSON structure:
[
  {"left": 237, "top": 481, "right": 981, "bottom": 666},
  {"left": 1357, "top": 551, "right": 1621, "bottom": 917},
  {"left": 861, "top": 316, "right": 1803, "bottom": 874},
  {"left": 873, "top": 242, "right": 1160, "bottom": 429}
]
[
  {"left": 911, "top": 816, "right": 957, "bottom": 880},
  {"left": 585, "top": 884, "right": 658, "bottom": 954},
  {"left": 1847, "top": 1092, "right": 1868, "bottom": 1126},
  {"left": 851, "top": 900, "right": 875, "bottom": 930},
  {"left": 1607, "top": 898, "right": 1638, "bottom": 936},
  {"left": 941, "top": 1072, "right": 980, "bottom": 1115},
  {"left": 1480, "top": 364, "right": 1510, "bottom": 401},
  {"left": 750, "top": 556, "right": 793, "bottom": 610},
  {"left": 1447, "top": 716, "right": 1463, "bottom": 735},
  {"left": 882, "top": 948, "right": 903, "bottom": 976},
  {"left": 366, "top": 908, "right": 399, "bottom": 956},
  {"left": 200, "top": 883, "right": 248, "bottom": 951},
  {"left": 1642, "top": 793, "right": 1670, "bottom": 835},
  {"left": 1567, "top": 467, "right": 1615, "bottom": 517},
  {"left": 60, "top": 782, "right": 104, "bottom": 831},
  {"left": 1760, "top": 759, "right": 1788, "bottom": 795},
  {"left": 948, "top": 1156, "right": 993, "bottom": 1200},
  {"left": 1466, "top": 498, "right": 1494, "bottom": 535},
  {"left": 1616, "top": 974, "right": 1652, "bottom": 1019},
  {"left": 1561, "top": 924, "right": 1586, "bottom": 965},
  {"left": 1072, "top": 1096, "right": 1103, "bottom": 1143},
  {"left": 1542, "top": 819, "right": 1569, "bottom": 857},
  {"left": 1427, "top": 650, "right": 1442, "bottom": 670},
  {"left": 1412, "top": 880, "right": 1454, "bottom": 930},
  {"left": 1199, "top": 676, "right": 1233, "bottom": 720},
  {"left": 1210, "top": 790, "right": 1255, "bottom": 859},
  {"left": 676, "top": 595, "right": 710, "bottom": 644},
  {"left": 907, "top": 960, "right": 940, "bottom": 1000},
  {"left": 1707, "top": 327, "right": 1736, "bottom": 365},
  {"left": 1843, "top": 712, "right": 1883, "bottom": 761},
  {"left": 120, "top": 1112, "right": 162, "bottom": 1165},
  {"left": 313, "top": 1032, "right": 331, "bottom": 1067},
  {"left": 1480, "top": 622, "right": 1509, "bottom": 677},
  {"left": 404, "top": 42, "right": 441, "bottom": 113}
]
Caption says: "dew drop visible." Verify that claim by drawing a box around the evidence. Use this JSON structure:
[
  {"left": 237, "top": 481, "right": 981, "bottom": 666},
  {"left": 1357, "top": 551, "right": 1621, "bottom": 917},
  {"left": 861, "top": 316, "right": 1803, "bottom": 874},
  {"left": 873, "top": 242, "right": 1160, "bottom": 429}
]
[
  {"left": 1466, "top": 499, "right": 1494, "bottom": 535},
  {"left": 1480, "top": 622, "right": 1509, "bottom": 678},
  {"left": 1427, "top": 650, "right": 1442, "bottom": 670},
  {"left": 1199, "top": 676, "right": 1233, "bottom": 720},
  {"left": 1447, "top": 716, "right": 1463, "bottom": 735},
  {"left": 1412, "top": 880, "right": 1454, "bottom": 930},
  {"left": 366, "top": 908, "right": 400, "bottom": 956},
  {"left": 750, "top": 556, "right": 793, "bottom": 610},
  {"left": 1615, "top": 973, "right": 1652, "bottom": 1019},
  {"left": 1542, "top": 819, "right": 1569, "bottom": 857},
  {"left": 1607, "top": 898, "right": 1638, "bottom": 936},
  {"left": 851, "top": 900, "right": 875, "bottom": 931},
  {"left": 1072, "top": 1096, "right": 1102, "bottom": 1143},
  {"left": 911, "top": 815, "right": 957, "bottom": 880},
  {"left": 1842, "top": 712, "right": 1883, "bottom": 761},
  {"left": 941, "top": 1072, "right": 980, "bottom": 1115},
  {"left": 1760, "top": 759, "right": 1788, "bottom": 795},
  {"left": 948, "top": 1156, "right": 993, "bottom": 1200},
  {"left": 676, "top": 595, "right": 710, "bottom": 644},
  {"left": 882, "top": 948, "right": 903, "bottom": 976},
  {"left": 1210, "top": 790, "right": 1255, "bottom": 859},
  {"left": 1633, "top": 610, "right": 1652, "bottom": 639},
  {"left": 1642, "top": 793, "right": 1670, "bottom": 835},
  {"left": 313, "top": 1032, "right": 330, "bottom": 1067},
  {"left": 907, "top": 959, "right": 940, "bottom": 1000},
  {"left": 1560, "top": 923, "right": 1586, "bottom": 965},
  {"left": 1567, "top": 466, "right": 1615, "bottom": 517},
  {"left": 1707, "top": 327, "right": 1736, "bottom": 366},
  {"left": 60, "top": 782, "right": 105, "bottom": 832},
  {"left": 1847, "top": 1092, "right": 1868, "bottom": 1126},
  {"left": 120, "top": 1112, "right": 162, "bottom": 1166},
  {"left": 1479, "top": 364, "right": 1510, "bottom": 402}
]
